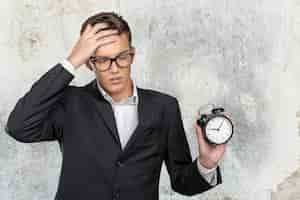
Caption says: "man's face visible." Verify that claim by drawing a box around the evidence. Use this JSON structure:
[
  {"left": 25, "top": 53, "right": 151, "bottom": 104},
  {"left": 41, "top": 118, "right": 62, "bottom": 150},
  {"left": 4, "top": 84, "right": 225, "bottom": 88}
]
[{"left": 90, "top": 32, "right": 135, "bottom": 96}]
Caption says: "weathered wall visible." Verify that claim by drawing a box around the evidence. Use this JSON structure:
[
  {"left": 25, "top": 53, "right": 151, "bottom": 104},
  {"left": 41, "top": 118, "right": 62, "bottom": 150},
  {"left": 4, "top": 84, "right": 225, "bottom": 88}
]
[{"left": 1, "top": 0, "right": 300, "bottom": 199}]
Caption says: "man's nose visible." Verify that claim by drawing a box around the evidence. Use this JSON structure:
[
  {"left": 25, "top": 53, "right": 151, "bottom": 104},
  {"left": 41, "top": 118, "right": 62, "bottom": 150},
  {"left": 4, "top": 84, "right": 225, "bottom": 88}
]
[{"left": 110, "top": 61, "right": 119, "bottom": 73}]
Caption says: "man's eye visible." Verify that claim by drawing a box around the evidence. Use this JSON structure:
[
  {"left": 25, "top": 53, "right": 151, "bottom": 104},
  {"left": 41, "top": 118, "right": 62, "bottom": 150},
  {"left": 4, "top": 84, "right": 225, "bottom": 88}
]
[
  {"left": 118, "top": 54, "right": 130, "bottom": 60},
  {"left": 96, "top": 58, "right": 110, "bottom": 63}
]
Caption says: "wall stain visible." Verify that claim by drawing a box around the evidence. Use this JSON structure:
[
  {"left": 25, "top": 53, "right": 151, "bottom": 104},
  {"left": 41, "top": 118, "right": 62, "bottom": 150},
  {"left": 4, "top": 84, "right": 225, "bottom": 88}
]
[
  {"left": 9, "top": 2, "right": 44, "bottom": 61},
  {"left": 269, "top": 111, "right": 300, "bottom": 200},
  {"left": 271, "top": 167, "right": 300, "bottom": 199}
]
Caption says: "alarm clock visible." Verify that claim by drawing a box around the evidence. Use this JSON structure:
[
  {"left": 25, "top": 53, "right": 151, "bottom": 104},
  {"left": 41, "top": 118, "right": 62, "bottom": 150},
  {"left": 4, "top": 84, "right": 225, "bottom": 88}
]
[{"left": 197, "top": 107, "right": 234, "bottom": 145}]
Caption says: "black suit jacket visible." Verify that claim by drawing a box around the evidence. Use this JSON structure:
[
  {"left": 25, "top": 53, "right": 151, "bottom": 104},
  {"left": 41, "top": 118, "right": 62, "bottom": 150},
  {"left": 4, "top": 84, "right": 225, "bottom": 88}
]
[{"left": 5, "top": 63, "right": 222, "bottom": 200}]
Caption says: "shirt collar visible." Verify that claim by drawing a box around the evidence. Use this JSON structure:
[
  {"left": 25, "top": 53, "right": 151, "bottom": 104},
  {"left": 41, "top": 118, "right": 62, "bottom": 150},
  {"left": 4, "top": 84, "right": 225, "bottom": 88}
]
[{"left": 96, "top": 78, "right": 138, "bottom": 105}]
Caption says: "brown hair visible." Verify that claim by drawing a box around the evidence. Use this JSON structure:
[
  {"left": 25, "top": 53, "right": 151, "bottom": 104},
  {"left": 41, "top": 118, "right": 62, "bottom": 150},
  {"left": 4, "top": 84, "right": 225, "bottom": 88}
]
[{"left": 80, "top": 12, "right": 132, "bottom": 45}]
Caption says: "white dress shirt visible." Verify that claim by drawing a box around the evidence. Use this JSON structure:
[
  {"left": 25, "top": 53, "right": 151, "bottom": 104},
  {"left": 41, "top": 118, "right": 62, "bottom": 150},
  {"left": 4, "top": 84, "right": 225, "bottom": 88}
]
[
  {"left": 96, "top": 77, "right": 139, "bottom": 150},
  {"left": 60, "top": 59, "right": 218, "bottom": 186}
]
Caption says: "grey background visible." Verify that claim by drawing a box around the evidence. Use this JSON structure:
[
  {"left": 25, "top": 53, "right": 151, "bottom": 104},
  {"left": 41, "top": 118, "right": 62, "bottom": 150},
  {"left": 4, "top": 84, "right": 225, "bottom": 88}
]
[{"left": 1, "top": 0, "right": 300, "bottom": 199}]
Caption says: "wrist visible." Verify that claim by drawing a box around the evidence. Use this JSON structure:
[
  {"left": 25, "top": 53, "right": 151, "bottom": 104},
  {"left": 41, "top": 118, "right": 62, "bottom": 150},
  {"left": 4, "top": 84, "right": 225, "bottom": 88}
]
[
  {"left": 198, "top": 156, "right": 217, "bottom": 169},
  {"left": 67, "top": 56, "right": 81, "bottom": 69},
  {"left": 197, "top": 158, "right": 217, "bottom": 174}
]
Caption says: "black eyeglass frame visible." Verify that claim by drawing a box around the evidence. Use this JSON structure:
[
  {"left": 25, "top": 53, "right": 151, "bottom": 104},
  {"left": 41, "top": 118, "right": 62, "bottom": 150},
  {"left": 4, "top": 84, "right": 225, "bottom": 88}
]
[{"left": 89, "top": 47, "right": 135, "bottom": 72}]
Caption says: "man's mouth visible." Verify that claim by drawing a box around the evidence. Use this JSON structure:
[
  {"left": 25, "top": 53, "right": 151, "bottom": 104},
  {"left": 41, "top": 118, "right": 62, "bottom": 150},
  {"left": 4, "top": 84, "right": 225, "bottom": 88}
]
[{"left": 110, "top": 77, "right": 122, "bottom": 84}]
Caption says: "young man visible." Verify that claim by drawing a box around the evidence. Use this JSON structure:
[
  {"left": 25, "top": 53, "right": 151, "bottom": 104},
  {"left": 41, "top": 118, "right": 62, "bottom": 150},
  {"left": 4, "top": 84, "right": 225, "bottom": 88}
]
[{"left": 5, "top": 12, "right": 226, "bottom": 200}]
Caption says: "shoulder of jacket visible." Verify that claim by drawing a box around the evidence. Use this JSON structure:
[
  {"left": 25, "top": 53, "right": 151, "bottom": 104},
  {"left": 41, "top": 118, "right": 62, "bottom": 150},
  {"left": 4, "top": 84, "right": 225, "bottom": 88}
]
[
  {"left": 138, "top": 87, "right": 178, "bottom": 105},
  {"left": 59, "top": 85, "right": 86, "bottom": 102}
]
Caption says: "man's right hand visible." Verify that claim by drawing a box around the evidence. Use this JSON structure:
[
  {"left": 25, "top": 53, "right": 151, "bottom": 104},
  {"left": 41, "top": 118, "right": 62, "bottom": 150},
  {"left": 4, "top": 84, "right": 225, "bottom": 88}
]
[{"left": 67, "top": 23, "right": 119, "bottom": 70}]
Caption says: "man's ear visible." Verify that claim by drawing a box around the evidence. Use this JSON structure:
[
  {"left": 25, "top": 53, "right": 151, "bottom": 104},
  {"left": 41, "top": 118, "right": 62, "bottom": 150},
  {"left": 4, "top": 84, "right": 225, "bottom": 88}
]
[
  {"left": 85, "top": 60, "right": 93, "bottom": 71},
  {"left": 131, "top": 47, "right": 136, "bottom": 61}
]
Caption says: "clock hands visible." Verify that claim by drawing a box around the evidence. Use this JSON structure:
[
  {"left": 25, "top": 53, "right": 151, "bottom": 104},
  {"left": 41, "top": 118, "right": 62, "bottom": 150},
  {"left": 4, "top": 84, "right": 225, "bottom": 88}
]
[
  {"left": 208, "top": 119, "right": 225, "bottom": 131},
  {"left": 208, "top": 128, "right": 219, "bottom": 131},
  {"left": 217, "top": 119, "right": 225, "bottom": 130}
]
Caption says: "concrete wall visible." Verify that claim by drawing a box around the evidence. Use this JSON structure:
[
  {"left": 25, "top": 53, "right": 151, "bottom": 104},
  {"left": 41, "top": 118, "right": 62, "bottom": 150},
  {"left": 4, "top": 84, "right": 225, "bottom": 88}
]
[{"left": 1, "top": 0, "right": 300, "bottom": 199}]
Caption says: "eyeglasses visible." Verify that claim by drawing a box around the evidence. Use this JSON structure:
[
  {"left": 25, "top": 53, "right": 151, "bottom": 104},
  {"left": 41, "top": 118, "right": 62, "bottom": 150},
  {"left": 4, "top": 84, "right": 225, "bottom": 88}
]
[{"left": 90, "top": 47, "right": 135, "bottom": 72}]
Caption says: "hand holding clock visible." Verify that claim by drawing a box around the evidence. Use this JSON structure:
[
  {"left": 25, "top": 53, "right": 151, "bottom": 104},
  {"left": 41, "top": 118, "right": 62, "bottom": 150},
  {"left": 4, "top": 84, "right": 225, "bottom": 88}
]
[
  {"left": 194, "top": 109, "right": 233, "bottom": 169},
  {"left": 193, "top": 122, "right": 226, "bottom": 169}
]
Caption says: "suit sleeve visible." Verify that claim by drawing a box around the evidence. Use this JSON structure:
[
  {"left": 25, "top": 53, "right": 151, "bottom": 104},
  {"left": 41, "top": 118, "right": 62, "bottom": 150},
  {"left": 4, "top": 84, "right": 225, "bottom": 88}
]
[
  {"left": 4, "top": 63, "right": 74, "bottom": 143},
  {"left": 163, "top": 97, "right": 222, "bottom": 196}
]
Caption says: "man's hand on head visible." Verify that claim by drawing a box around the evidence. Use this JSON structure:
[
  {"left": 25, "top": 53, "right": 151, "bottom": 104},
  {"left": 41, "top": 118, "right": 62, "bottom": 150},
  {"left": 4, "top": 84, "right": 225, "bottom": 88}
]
[{"left": 67, "top": 23, "right": 120, "bottom": 70}]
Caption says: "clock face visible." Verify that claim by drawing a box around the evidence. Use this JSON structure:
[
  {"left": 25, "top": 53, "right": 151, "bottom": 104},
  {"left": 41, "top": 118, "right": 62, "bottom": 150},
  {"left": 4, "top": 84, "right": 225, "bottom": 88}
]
[{"left": 205, "top": 116, "right": 233, "bottom": 144}]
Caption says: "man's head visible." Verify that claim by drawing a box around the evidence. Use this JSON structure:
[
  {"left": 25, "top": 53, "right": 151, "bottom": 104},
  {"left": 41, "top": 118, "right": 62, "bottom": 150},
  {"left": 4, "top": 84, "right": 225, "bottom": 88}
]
[
  {"left": 80, "top": 12, "right": 132, "bottom": 45},
  {"left": 81, "top": 12, "right": 135, "bottom": 101}
]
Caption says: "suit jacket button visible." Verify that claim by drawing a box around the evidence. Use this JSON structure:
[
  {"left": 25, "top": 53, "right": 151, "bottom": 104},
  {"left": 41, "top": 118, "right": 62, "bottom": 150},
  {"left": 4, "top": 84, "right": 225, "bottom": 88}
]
[
  {"left": 116, "top": 161, "right": 124, "bottom": 167},
  {"left": 113, "top": 191, "right": 120, "bottom": 199}
]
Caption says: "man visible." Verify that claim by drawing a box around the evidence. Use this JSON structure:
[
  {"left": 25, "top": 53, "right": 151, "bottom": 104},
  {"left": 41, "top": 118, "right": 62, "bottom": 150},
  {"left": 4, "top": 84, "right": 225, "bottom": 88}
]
[{"left": 5, "top": 12, "right": 226, "bottom": 200}]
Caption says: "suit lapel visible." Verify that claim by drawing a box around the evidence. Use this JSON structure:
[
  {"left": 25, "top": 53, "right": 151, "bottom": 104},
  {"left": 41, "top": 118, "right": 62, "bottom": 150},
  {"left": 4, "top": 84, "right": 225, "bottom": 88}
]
[
  {"left": 86, "top": 79, "right": 121, "bottom": 148},
  {"left": 121, "top": 87, "right": 153, "bottom": 153},
  {"left": 86, "top": 79, "right": 154, "bottom": 153}
]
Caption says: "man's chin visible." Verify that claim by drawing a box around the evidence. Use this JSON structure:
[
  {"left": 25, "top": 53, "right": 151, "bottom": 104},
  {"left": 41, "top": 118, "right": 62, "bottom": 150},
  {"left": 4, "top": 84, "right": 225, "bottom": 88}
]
[{"left": 107, "top": 84, "right": 124, "bottom": 94}]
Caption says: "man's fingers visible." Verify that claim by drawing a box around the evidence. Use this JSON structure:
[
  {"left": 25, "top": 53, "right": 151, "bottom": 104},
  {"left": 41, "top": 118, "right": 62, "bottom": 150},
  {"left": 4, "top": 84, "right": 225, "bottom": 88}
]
[
  {"left": 94, "top": 32, "right": 120, "bottom": 48},
  {"left": 82, "top": 24, "right": 92, "bottom": 35},
  {"left": 223, "top": 112, "right": 231, "bottom": 119},
  {"left": 193, "top": 122, "right": 206, "bottom": 145},
  {"left": 216, "top": 143, "right": 226, "bottom": 154},
  {"left": 83, "top": 23, "right": 119, "bottom": 44},
  {"left": 95, "top": 27, "right": 118, "bottom": 34},
  {"left": 89, "top": 23, "right": 111, "bottom": 35},
  {"left": 82, "top": 23, "right": 109, "bottom": 38},
  {"left": 93, "top": 30, "right": 119, "bottom": 41},
  {"left": 95, "top": 39, "right": 117, "bottom": 50}
]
